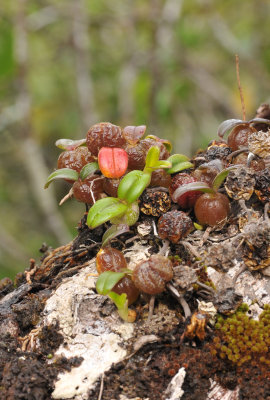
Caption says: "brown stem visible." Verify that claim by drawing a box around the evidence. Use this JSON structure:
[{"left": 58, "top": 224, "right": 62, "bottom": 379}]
[
  {"left": 235, "top": 54, "right": 246, "bottom": 121},
  {"left": 147, "top": 295, "right": 156, "bottom": 320}
]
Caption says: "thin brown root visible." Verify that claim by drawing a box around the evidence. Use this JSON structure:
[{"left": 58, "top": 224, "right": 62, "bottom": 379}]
[
  {"left": 247, "top": 152, "right": 255, "bottom": 167},
  {"left": 196, "top": 281, "right": 215, "bottom": 295},
  {"left": 159, "top": 240, "right": 170, "bottom": 256},
  {"left": 181, "top": 241, "right": 201, "bottom": 260},
  {"left": 232, "top": 263, "right": 247, "bottom": 284},
  {"left": 59, "top": 187, "right": 73, "bottom": 205},
  {"left": 147, "top": 295, "right": 156, "bottom": 320},
  {"left": 166, "top": 283, "right": 191, "bottom": 319},
  {"left": 199, "top": 226, "right": 212, "bottom": 246},
  {"left": 97, "top": 373, "right": 104, "bottom": 400},
  {"left": 152, "top": 220, "right": 158, "bottom": 236}
]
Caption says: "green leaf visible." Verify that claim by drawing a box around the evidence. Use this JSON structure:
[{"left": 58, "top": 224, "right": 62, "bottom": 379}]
[
  {"left": 55, "top": 138, "right": 86, "bottom": 150},
  {"left": 154, "top": 160, "right": 172, "bottom": 169},
  {"left": 79, "top": 162, "right": 99, "bottom": 180},
  {"left": 110, "top": 202, "right": 140, "bottom": 226},
  {"left": 44, "top": 168, "right": 79, "bottom": 188},
  {"left": 96, "top": 271, "right": 126, "bottom": 295},
  {"left": 87, "top": 197, "right": 127, "bottom": 228},
  {"left": 144, "top": 135, "right": 172, "bottom": 153},
  {"left": 117, "top": 170, "right": 151, "bottom": 204},
  {"left": 212, "top": 166, "right": 238, "bottom": 192},
  {"left": 194, "top": 222, "right": 203, "bottom": 230},
  {"left": 166, "top": 154, "right": 193, "bottom": 174},
  {"left": 107, "top": 292, "right": 129, "bottom": 321},
  {"left": 144, "top": 146, "right": 160, "bottom": 169},
  {"left": 102, "top": 224, "right": 130, "bottom": 247}
]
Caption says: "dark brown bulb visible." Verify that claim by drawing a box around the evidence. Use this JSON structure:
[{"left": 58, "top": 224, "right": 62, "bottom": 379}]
[
  {"left": 132, "top": 255, "right": 173, "bottom": 295},
  {"left": 158, "top": 210, "right": 193, "bottom": 243},
  {"left": 57, "top": 147, "right": 94, "bottom": 172},
  {"left": 227, "top": 124, "right": 257, "bottom": 151},
  {"left": 86, "top": 122, "right": 126, "bottom": 156},
  {"left": 150, "top": 169, "right": 171, "bottom": 188},
  {"left": 73, "top": 175, "right": 104, "bottom": 204},
  {"left": 103, "top": 177, "right": 121, "bottom": 197},
  {"left": 125, "top": 139, "right": 170, "bottom": 170},
  {"left": 194, "top": 192, "right": 230, "bottom": 227},
  {"left": 112, "top": 276, "right": 139, "bottom": 305},
  {"left": 96, "top": 247, "right": 127, "bottom": 274}
]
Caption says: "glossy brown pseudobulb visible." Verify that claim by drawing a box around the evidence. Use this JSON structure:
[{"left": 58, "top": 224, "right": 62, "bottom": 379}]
[
  {"left": 227, "top": 124, "right": 257, "bottom": 151},
  {"left": 86, "top": 122, "right": 126, "bottom": 156},
  {"left": 150, "top": 169, "right": 171, "bottom": 188},
  {"left": 103, "top": 177, "right": 121, "bottom": 197},
  {"left": 57, "top": 147, "right": 95, "bottom": 172},
  {"left": 112, "top": 276, "right": 139, "bottom": 305},
  {"left": 169, "top": 173, "right": 202, "bottom": 209},
  {"left": 73, "top": 175, "right": 104, "bottom": 204},
  {"left": 194, "top": 192, "right": 230, "bottom": 227},
  {"left": 96, "top": 247, "right": 127, "bottom": 274},
  {"left": 158, "top": 210, "right": 193, "bottom": 244},
  {"left": 132, "top": 255, "right": 173, "bottom": 295},
  {"left": 125, "top": 138, "right": 170, "bottom": 170},
  {"left": 96, "top": 248, "right": 139, "bottom": 305}
]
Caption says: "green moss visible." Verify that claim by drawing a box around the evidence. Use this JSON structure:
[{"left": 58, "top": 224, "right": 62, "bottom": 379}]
[{"left": 214, "top": 304, "right": 270, "bottom": 366}]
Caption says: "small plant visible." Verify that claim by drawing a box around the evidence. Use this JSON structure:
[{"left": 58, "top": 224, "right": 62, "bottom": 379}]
[
  {"left": 95, "top": 247, "right": 139, "bottom": 322},
  {"left": 95, "top": 249, "right": 174, "bottom": 321},
  {"left": 171, "top": 167, "right": 237, "bottom": 227},
  {"left": 44, "top": 115, "right": 270, "bottom": 326},
  {"left": 45, "top": 161, "right": 102, "bottom": 204}
]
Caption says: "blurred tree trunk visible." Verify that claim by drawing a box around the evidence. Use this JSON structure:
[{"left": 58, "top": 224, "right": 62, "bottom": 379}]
[
  {"left": 71, "top": 0, "right": 98, "bottom": 130},
  {"left": 118, "top": 0, "right": 138, "bottom": 124},
  {"left": 14, "top": 0, "right": 71, "bottom": 244}
]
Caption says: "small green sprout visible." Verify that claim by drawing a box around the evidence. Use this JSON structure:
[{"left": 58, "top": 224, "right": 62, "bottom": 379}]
[{"left": 96, "top": 270, "right": 132, "bottom": 322}]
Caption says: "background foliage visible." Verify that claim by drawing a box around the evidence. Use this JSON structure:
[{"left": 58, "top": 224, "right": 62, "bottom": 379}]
[{"left": 1, "top": 0, "right": 270, "bottom": 278}]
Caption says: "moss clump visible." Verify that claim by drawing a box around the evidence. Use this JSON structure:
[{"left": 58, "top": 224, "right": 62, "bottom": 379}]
[{"left": 214, "top": 304, "right": 270, "bottom": 366}]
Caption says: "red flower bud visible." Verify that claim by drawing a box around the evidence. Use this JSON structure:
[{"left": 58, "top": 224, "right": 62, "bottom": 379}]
[{"left": 98, "top": 147, "right": 128, "bottom": 178}]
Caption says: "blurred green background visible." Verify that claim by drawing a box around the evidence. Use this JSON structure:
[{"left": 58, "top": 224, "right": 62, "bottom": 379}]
[{"left": 1, "top": 0, "right": 270, "bottom": 279}]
